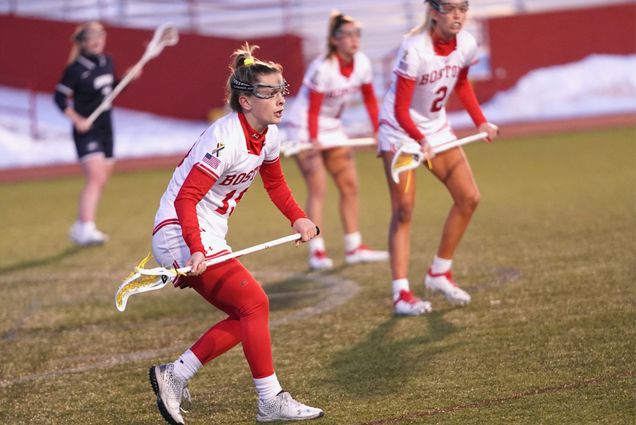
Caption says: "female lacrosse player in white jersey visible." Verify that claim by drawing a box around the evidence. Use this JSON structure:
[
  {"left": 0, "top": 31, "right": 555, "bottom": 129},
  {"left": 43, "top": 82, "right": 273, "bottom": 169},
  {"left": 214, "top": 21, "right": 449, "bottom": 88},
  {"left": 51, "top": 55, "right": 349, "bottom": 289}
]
[
  {"left": 148, "top": 44, "right": 323, "bottom": 424},
  {"left": 378, "top": 0, "right": 499, "bottom": 316},
  {"left": 283, "top": 11, "right": 388, "bottom": 270}
]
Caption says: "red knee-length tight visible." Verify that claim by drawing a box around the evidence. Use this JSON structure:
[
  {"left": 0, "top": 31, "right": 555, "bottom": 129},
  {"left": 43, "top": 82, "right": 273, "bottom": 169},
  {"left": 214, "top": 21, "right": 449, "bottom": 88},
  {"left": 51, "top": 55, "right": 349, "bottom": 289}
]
[{"left": 183, "top": 259, "right": 273, "bottom": 379}]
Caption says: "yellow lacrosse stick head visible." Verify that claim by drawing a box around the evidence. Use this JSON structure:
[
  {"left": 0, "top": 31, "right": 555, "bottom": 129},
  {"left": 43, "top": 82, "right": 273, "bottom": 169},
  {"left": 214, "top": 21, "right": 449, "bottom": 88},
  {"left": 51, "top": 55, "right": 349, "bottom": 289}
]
[{"left": 115, "top": 252, "right": 168, "bottom": 312}]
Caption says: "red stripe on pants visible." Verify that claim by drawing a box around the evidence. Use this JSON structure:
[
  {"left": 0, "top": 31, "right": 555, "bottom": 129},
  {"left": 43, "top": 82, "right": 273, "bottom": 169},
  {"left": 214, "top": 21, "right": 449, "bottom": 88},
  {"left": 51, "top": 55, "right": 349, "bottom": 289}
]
[{"left": 186, "top": 259, "right": 273, "bottom": 379}]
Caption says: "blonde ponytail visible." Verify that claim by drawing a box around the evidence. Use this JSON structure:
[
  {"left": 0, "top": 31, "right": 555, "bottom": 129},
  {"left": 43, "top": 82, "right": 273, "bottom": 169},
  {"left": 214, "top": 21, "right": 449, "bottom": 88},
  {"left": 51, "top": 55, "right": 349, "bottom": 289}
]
[{"left": 407, "top": 3, "right": 436, "bottom": 37}]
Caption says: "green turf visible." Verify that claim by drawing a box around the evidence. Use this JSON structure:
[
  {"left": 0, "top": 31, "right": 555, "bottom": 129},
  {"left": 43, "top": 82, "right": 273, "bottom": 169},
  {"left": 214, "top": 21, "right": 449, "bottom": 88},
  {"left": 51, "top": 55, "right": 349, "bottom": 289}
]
[{"left": 0, "top": 125, "right": 634, "bottom": 424}]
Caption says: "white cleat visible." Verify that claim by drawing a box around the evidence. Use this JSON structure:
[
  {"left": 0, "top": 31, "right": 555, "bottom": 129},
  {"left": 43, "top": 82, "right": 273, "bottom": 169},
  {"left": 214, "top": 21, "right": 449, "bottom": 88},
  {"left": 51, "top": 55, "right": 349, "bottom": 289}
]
[
  {"left": 425, "top": 269, "right": 471, "bottom": 305},
  {"left": 309, "top": 250, "right": 334, "bottom": 271},
  {"left": 149, "top": 364, "right": 191, "bottom": 425},
  {"left": 69, "top": 222, "right": 108, "bottom": 246},
  {"left": 256, "top": 391, "right": 324, "bottom": 422},
  {"left": 345, "top": 244, "right": 389, "bottom": 265},
  {"left": 393, "top": 290, "right": 432, "bottom": 316}
]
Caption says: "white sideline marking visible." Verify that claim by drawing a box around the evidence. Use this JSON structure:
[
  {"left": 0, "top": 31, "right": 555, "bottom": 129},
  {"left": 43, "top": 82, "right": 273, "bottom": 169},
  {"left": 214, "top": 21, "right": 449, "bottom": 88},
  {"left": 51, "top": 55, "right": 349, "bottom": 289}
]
[{"left": 0, "top": 270, "right": 360, "bottom": 388}]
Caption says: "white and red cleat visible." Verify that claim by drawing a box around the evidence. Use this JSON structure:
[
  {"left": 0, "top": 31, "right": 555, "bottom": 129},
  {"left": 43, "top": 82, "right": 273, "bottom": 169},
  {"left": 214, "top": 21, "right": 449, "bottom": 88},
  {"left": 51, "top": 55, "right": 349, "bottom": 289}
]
[
  {"left": 393, "top": 290, "right": 432, "bottom": 316},
  {"left": 425, "top": 268, "right": 471, "bottom": 305},
  {"left": 309, "top": 250, "right": 334, "bottom": 270},
  {"left": 345, "top": 244, "right": 389, "bottom": 265}
]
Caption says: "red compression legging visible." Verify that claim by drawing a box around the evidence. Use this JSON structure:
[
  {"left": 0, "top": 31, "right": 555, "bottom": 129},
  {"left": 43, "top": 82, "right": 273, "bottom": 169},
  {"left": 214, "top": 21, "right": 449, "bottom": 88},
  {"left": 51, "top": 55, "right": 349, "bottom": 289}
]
[{"left": 184, "top": 259, "right": 273, "bottom": 379}]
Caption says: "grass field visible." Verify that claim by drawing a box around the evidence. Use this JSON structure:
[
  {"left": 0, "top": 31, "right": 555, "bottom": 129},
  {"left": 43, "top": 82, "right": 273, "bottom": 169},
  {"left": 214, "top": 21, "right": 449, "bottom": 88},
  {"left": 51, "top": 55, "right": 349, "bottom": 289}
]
[{"left": 0, "top": 125, "right": 634, "bottom": 424}]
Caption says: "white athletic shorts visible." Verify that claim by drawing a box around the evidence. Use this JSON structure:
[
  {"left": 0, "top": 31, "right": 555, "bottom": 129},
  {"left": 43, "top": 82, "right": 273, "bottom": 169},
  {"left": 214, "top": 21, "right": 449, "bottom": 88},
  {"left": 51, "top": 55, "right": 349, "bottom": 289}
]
[
  {"left": 152, "top": 222, "right": 232, "bottom": 271},
  {"left": 281, "top": 122, "right": 350, "bottom": 149},
  {"left": 377, "top": 121, "right": 457, "bottom": 154}
]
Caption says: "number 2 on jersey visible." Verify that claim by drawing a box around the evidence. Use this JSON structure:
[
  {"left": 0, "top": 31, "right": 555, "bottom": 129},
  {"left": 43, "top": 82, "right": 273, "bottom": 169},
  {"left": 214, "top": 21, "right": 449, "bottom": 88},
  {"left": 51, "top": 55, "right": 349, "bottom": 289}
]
[{"left": 431, "top": 86, "right": 448, "bottom": 112}]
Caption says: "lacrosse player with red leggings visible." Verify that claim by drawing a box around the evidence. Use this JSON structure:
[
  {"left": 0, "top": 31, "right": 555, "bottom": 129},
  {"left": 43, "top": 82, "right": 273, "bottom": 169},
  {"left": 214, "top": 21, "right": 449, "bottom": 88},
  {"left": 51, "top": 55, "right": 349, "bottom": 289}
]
[
  {"left": 54, "top": 22, "right": 115, "bottom": 246},
  {"left": 283, "top": 11, "right": 388, "bottom": 270},
  {"left": 378, "top": 0, "right": 499, "bottom": 315},
  {"left": 148, "top": 44, "right": 323, "bottom": 424}
]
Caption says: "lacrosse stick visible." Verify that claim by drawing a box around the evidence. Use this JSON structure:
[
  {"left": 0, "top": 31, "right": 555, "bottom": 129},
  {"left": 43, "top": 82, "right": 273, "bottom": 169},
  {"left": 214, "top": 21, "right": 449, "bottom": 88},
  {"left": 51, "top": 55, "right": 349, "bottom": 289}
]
[
  {"left": 115, "top": 233, "right": 302, "bottom": 312},
  {"left": 86, "top": 22, "right": 179, "bottom": 126},
  {"left": 390, "top": 132, "right": 488, "bottom": 183},
  {"left": 280, "top": 137, "right": 375, "bottom": 157}
]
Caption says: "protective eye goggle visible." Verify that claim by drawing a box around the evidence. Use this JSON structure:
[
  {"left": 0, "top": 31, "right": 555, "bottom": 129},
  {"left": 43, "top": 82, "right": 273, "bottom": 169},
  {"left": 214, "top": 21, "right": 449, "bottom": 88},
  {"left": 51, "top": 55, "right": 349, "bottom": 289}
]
[
  {"left": 428, "top": 1, "right": 469, "bottom": 14},
  {"left": 231, "top": 79, "right": 290, "bottom": 99},
  {"left": 335, "top": 28, "right": 362, "bottom": 39}
]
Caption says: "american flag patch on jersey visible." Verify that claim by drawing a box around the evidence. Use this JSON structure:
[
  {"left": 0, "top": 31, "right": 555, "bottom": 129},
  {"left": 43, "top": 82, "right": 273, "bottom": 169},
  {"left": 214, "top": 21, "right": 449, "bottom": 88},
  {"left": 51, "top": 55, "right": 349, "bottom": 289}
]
[
  {"left": 398, "top": 50, "right": 409, "bottom": 72},
  {"left": 202, "top": 152, "right": 221, "bottom": 169}
]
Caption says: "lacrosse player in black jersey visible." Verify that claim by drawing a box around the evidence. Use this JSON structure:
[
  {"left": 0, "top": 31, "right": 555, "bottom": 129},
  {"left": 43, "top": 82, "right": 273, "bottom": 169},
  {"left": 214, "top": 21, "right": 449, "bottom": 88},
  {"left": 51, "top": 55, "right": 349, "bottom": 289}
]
[{"left": 54, "top": 21, "right": 122, "bottom": 246}]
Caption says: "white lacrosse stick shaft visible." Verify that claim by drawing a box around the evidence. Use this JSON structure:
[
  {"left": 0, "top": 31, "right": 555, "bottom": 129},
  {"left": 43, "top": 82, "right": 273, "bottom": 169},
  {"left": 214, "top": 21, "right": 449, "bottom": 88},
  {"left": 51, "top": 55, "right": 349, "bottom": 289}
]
[
  {"left": 391, "top": 131, "right": 488, "bottom": 183},
  {"left": 281, "top": 137, "right": 375, "bottom": 157},
  {"left": 86, "top": 23, "right": 178, "bottom": 126},
  {"left": 141, "top": 233, "right": 302, "bottom": 277},
  {"left": 115, "top": 233, "right": 302, "bottom": 311}
]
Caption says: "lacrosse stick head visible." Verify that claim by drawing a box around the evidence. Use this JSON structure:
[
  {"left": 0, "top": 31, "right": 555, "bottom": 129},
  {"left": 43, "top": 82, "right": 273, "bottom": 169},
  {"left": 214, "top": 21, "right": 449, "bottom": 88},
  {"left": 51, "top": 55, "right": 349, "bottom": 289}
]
[
  {"left": 115, "top": 272, "right": 170, "bottom": 312},
  {"left": 114, "top": 252, "right": 172, "bottom": 312},
  {"left": 144, "top": 22, "right": 179, "bottom": 60},
  {"left": 391, "top": 142, "right": 424, "bottom": 183}
]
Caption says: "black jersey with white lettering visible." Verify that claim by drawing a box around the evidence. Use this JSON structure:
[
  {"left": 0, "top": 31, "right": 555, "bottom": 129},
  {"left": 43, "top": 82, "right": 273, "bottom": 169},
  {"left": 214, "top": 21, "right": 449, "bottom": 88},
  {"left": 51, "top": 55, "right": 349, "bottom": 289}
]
[{"left": 54, "top": 54, "right": 115, "bottom": 127}]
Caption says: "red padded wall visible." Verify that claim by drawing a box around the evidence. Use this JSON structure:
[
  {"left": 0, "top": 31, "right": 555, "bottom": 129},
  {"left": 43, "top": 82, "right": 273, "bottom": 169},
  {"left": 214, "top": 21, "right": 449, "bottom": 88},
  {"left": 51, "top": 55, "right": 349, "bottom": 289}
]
[
  {"left": 0, "top": 15, "right": 305, "bottom": 120},
  {"left": 470, "top": 3, "right": 636, "bottom": 104}
]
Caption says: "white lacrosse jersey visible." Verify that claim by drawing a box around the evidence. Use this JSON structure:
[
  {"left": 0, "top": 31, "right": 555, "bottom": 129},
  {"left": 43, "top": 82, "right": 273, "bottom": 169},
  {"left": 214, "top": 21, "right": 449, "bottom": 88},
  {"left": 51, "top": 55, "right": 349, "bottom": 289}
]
[
  {"left": 153, "top": 112, "right": 280, "bottom": 252},
  {"left": 379, "top": 30, "right": 478, "bottom": 145},
  {"left": 284, "top": 51, "right": 374, "bottom": 144}
]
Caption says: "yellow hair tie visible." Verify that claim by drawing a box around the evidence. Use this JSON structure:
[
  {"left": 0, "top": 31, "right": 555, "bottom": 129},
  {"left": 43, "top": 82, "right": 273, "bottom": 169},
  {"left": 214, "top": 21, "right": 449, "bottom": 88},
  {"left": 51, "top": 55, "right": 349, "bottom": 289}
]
[{"left": 244, "top": 57, "right": 254, "bottom": 66}]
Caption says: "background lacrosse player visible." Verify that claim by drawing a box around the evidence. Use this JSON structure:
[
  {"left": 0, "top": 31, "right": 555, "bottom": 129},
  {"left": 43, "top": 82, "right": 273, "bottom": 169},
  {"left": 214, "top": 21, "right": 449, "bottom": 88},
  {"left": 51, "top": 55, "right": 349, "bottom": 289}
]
[
  {"left": 54, "top": 21, "right": 149, "bottom": 246},
  {"left": 147, "top": 43, "right": 323, "bottom": 424},
  {"left": 377, "top": 0, "right": 499, "bottom": 315},
  {"left": 282, "top": 11, "right": 388, "bottom": 270},
  {"left": 54, "top": 22, "right": 119, "bottom": 246}
]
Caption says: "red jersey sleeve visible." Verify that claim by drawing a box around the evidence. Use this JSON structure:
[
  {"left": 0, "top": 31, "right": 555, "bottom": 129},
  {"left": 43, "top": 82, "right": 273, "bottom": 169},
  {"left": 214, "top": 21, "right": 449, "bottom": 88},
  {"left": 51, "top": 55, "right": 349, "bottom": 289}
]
[
  {"left": 260, "top": 158, "right": 307, "bottom": 225},
  {"left": 361, "top": 83, "right": 379, "bottom": 132},
  {"left": 308, "top": 89, "right": 325, "bottom": 141},
  {"left": 394, "top": 75, "right": 425, "bottom": 141},
  {"left": 174, "top": 166, "right": 217, "bottom": 255},
  {"left": 454, "top": 67, "right": 487, "bottom": 127}
]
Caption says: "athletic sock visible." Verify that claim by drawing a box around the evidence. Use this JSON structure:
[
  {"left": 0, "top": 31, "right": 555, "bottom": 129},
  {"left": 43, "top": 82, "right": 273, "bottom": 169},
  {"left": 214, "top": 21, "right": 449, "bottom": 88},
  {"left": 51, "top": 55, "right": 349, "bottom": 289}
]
[
  {"left": 254, "top": 372, "right": 283, "bottom": 402},
  {"left": 431, "top": 255, "right": 452, "bottom": 275},
  {"left": 308, "top": 236, "right": 326, "bottom": 254},
  {"left": 392, "top": 278, "right": 410, "bottom": 302},
  {"left": 344, "top": 232, "right": 362, "bottom": 252},
  {"left": 173, "top": 349, "right": 202, "bottom": 381},
  {"left": 75, "top": 220, "right": 95, "bottom": 232}
]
